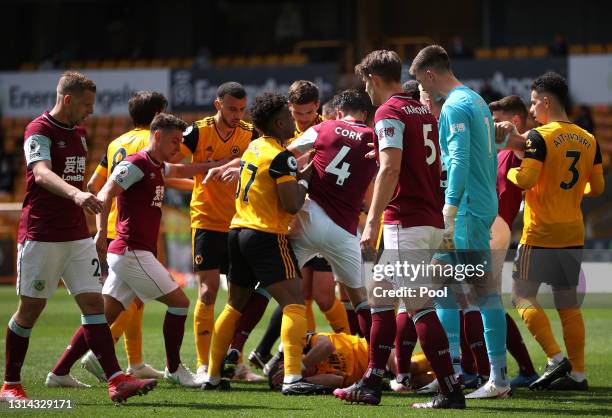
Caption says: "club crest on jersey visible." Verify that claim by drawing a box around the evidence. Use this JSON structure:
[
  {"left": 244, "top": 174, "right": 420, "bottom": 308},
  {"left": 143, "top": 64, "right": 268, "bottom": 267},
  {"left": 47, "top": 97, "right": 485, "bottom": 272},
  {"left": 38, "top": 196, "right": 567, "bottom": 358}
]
[
  {"left": 57, "top": 140, "right": 66, "bottom": 149},
  {"left": 81, "top": 136, "right": 88, "bottom": 152},
  {"left": 194, "top": 255, "right": 203, "bottom": 265},
  {"left": 231, "top": 145, "right": 240, "bottom": 155},
  {"left": 150, "top": 172, "right": 156, "bottom": 179},
  {"left": 377, "top": 127, "right": 395, "bottom": 138},
  {"left": 287, "top": 156, "right": 298, "bottom": 171}
]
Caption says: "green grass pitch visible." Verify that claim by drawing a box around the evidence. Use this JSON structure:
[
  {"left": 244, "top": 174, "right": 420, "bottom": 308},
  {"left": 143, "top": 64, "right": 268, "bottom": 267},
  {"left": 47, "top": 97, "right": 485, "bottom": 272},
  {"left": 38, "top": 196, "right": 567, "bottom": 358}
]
[{"left": 1, "top": 287, "right": 611, "bottom": 417}]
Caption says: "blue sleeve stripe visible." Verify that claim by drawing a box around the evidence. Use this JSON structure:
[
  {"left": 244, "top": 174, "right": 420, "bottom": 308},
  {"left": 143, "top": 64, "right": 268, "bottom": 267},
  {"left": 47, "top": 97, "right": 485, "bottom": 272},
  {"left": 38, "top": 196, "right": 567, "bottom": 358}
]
[
  {"left": 81, "top": 314, "right": 107, "bottom": 325},
  {"left": 167, "top": 307, "right": 189, "bottom": 316},
  {"left": 9, "top": 316, "right": 32, "bottom": 338}
]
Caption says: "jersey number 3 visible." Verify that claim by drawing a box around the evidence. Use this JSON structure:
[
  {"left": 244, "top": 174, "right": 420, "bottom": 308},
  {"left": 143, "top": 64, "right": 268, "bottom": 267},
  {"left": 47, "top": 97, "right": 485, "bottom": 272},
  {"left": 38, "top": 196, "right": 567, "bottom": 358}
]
[{"left": 560, "top": 150, "right": 581, "bottom": 190}]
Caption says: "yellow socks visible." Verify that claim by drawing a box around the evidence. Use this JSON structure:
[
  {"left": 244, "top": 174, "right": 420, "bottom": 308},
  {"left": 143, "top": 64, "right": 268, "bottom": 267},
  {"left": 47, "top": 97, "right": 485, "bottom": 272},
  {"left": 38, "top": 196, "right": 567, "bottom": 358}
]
[
  {"left": 305, "top": 299, "right": 316, "bottom": 332},
  {"left": 558, "top": 308, "right": 585, "bottom": 372},
  {"left": 323, "top": 297, "right": 350, "bottom": 334},
  {"left": 281, "top": 304, "right": 307, "bottom": 381},
  {"left": 124, "top": 302, "right": 144, "bottom": 366},
  {"left": 110, "top": 301, "right": 137, "bottom": 342},
  {"left": 208, "top": 304, "right": 241, "bottom": 379},
  {"left": 518, "top": 303, "right": 561, "bottom": 358},
  {"left": 194, "top": 300, "right": 215, "bottom": 368}
]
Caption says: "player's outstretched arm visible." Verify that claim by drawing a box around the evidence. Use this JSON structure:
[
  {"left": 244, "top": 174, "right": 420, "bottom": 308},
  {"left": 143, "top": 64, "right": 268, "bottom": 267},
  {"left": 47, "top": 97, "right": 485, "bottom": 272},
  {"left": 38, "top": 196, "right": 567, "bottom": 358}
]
[
  {"left": 203, "top": 157, "right": 241, "bottom": 184},
  {"left": 164, "top": 178, "right": 195, "bottom": 191},
  {"left": 32, "top": 160, "right": 103, "bottom": 214},
  {"left": 495, "top": 121, "right": 527, "bottom": 152},
  {"left": 164, "top": 160, "right": 224, "bottom": 179}
]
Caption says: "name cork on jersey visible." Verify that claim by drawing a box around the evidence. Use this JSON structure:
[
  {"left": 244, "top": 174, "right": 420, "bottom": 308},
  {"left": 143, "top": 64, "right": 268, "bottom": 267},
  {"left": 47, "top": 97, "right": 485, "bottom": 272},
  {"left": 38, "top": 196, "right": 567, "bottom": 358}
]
[
  {"left": 18, "top": 112, "right": 90, "bottom": 243},
  {"left": 292, "top": 119, "right": 377, "bottom": 235}
]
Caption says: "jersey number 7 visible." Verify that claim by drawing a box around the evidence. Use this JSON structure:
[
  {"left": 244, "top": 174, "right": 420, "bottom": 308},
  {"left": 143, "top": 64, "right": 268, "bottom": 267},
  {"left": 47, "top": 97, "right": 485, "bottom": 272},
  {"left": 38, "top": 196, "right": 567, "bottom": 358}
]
[{"left": 236, "top": 161, "right": 258, "bottom": 202}]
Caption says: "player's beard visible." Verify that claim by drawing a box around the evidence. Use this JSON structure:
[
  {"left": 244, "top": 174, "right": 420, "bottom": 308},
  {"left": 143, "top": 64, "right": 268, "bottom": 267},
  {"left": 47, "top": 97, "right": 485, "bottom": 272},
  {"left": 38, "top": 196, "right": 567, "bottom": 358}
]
[{"left": 221, "top": 113, "right": 238, "bottom": 129}]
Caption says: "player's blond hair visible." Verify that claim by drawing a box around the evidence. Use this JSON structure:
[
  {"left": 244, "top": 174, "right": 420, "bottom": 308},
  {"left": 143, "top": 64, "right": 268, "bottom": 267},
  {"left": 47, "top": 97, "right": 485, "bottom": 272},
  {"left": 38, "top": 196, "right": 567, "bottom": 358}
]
[{"left": 57, "top": 71, "right": 96, "bottom": 95}]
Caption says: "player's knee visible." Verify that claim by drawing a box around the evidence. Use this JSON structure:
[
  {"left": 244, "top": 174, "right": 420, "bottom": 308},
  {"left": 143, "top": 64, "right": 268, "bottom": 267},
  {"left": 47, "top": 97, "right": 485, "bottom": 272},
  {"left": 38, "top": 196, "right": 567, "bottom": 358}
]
[
  {"left": 75, "top": 293, "right": 105, "bottom": 315},
  {"left": 15, "top": 299, "right": 46, "bottom": 327},
  {"left": 198, "top": 272, "right": 220, "bottom": 303},
  {"left": 175, "top": 292, "right": 190, "bottom": 309},
  {"left": 315, "top": 293, "right": 334, "bottom": 311}
]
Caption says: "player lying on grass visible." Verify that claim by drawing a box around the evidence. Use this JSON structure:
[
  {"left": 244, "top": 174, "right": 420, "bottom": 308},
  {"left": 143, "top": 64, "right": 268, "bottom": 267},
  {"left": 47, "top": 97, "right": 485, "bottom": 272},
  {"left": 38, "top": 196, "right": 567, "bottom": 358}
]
[{"left": 267, "top": 332, "right": 435, "bottom": 391}]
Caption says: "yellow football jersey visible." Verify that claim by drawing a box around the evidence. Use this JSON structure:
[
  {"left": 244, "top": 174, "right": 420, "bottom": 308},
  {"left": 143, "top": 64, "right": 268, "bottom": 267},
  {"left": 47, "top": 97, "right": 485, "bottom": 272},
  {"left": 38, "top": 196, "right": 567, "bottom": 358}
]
[
  {"left": 230, "top": 136, "right": 298, "bottom": 234},
  {"left": 95, "top": 128, "right": 150, "bottom": 239},
  {"left": 182, "top": 116, "right": 258, "bottom": 232},
  {"left": 286, "top": 114, "right": 324, "bottom": 146},
  {"left": 311, "top": 332, "right": 368, "bottom": 386},
  {"left": 519, "top": 121, "right": 602, "bottom": 247}
]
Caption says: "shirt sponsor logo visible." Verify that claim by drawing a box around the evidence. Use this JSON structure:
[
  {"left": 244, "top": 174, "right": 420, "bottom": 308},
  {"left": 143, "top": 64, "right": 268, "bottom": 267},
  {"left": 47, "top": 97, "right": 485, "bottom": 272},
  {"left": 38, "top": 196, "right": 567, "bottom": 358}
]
[
  {"left": 450, "top": 123, "right": 466, "bottom": 134},
  {"left": 151, "top": 185, "right": 164, "bottom": 208},
  {"left": 62, "top": 156, "right": 86, "bottom": 182}
]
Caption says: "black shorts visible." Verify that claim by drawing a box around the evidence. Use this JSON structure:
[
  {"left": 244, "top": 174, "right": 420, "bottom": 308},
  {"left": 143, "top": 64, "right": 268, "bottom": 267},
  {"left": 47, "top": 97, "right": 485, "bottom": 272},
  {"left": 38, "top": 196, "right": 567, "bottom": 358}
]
[
  {"left": 192, "top": 229, "right": 229, "bottom": 274},
  {"left": 304, "top": 255, "right": 332, "bottom": 272},
  {"left": 512, "top": 244, "right": 583, "bottom": 288},
  {"left": 228, "top": 228, "right": 299, "bottom": 288}
]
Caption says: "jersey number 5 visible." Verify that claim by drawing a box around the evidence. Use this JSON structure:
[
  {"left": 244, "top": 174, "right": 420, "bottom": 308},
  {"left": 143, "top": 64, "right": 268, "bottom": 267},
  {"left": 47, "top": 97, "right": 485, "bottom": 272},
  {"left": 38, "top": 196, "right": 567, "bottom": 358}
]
[
  {"left": 423, "top": 124, "right": 437, "bottom": 166},
  {"left": 236, "top": 161, "right": 258, "bottom": 202},
  {"left": 560, "top": 150, "right": 581, "bottom": 190},
  {"left": 325, "top": 145, "right": 352, "bottom": 186}
]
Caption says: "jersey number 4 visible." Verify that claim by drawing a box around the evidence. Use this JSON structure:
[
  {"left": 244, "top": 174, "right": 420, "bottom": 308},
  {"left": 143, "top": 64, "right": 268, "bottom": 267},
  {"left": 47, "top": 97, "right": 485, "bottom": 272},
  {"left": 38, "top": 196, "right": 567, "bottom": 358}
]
[
  {"left": 560, "top": 150, "right": 581, "bottom": 190},
  {"left": 236, "top": 161, "right": 258, "bottom": 202},
  {"left": 325, "top": 145, "right": 352, "bottom": 186}
]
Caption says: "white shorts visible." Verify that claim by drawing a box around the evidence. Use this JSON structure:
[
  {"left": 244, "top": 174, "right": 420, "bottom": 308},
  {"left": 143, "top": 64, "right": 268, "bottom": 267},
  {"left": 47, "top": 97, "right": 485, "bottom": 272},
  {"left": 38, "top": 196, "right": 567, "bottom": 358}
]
[
  {"left": 16, "top": 238, "right": 102, "bottom": 299},
  {"left": 367, "top": 225, "right": 444, "bottom": 309},
  {"left": 104, "top": 249, "right": 178, "bottom": 308},
  {"left": 289, "top": 198, "right": 363, "bottom": 289}
]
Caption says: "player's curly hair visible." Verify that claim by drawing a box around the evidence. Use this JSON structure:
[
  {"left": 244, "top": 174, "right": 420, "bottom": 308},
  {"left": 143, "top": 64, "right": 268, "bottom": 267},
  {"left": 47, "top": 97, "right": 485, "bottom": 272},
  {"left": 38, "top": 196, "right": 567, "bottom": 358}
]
[
  {"left": 250, "top": 92, "right": 288, "bottom": 133},
  {"left": 531, "top": 71, "right": 568, "bottom": 108}
]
